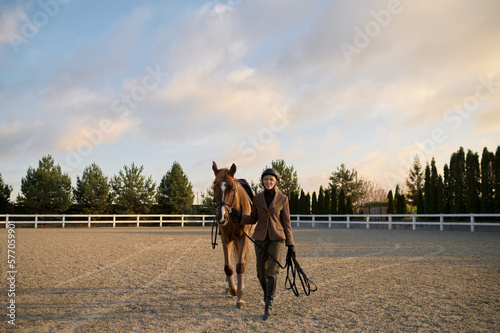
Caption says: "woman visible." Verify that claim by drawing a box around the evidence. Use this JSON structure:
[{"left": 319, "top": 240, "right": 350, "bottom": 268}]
[{"left": 231, "top": 168, "right": 295, "bottom": 320}]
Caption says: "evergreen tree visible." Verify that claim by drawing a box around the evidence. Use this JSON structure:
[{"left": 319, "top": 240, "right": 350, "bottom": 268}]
[
  {"left": 110, "top": 163, "right": 156, "bottom": 214},
  {"left": 158, "top": 161, "right": 195, "bottom": 214},
  {"left": 406, "top": 155, "right": 424, "bottom": 207},
  {"left": 330, "top": 186, "right": 337, "bottom": 214},
  {"left": 449, "top": 147, "right": 466, "bottom": 214},
  {"left": 416, "top": 190, "right": 425, "bottom": 214},
  {"left": 299, "top": 189, "right": 310, "bottom": 214},
  {"left": 465, "top": 150, "right": 481, "bottom": 213},
  {"left": 394, "top": 185, "right": 407, "bottom": 214},
  {"left": 17, "top": 155, "right": 72, "bottom": 214},
  {"left": 429, "top": 158, "right": 440, "bottom": 214},
  {"left": 480, "top": 147, "right": 495, "bottom": 213},
  {"left": 311, "top": 191, "right": 318, "bottom": 214},
  {"left": 437, "top": 175, "right": 445, "bottom": 214},
  {"left": 442, "top": 164, "right": 451, "bottom": 214},
  {"left": 73, "top": 163, "right": 109, "bottom": 214},
  {"left": 424, "top": 163, "right": 431, "bottom": 213},
  {"left": 338, "top": 189, "right": 346, "bottom": 214},
  {"left": 289, "top": 191, "right": 300, "bottom": 214},
  {"left": 387, "top": 190, "right": 395, "bottom": 214},
  {"left": 199, "top": 187, "right": 214, "bottom": 214},
  {"left": 317, "top": 186, "right": 325, "bottom": 214},
  {"left": 346, "top": 196, "right": 353, "bottom": 214},
  {"left": 495, "top": 146, "right": 500, "bottom": 213},
  {"left": 324, "top": 188, "right": 331, "bottom": 215},
  {"left": 329, "top": 164, "right": 365, "bottom": 211},
  {"left": 267, "top": 159, "right": 301, "bottom": 197},
  {"left": 0, "top": 173, "right": 13, "bottom": 213}
]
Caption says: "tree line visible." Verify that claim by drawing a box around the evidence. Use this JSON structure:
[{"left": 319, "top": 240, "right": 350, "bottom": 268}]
[
  {"left": 0, "top": 156, "right": 195, "bottom": 215},
  {"left": 1, "top": 145, "right": 499, "bottom": 215}
]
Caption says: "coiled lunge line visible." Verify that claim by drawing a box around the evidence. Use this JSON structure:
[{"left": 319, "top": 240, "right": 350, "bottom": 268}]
[{"left": 238, "top": 227, "right": 317, "bottom": 297}]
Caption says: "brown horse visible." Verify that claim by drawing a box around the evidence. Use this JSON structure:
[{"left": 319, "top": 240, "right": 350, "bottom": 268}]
[{"left": 212, "top": 161, "right": 254, "bottom": 308}]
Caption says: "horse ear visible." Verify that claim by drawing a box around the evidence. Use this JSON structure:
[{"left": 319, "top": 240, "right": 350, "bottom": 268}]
[
  {"left": 229, "top": 163, "right": 237, "bottom": 177},
  {"left": 212, "top": 161, "right": 219, "bottom": 175}
]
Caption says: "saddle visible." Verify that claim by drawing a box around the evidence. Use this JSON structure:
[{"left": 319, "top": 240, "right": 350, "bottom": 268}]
[{"left": 237, "top": 179, "right": 254, "bottom": 201}]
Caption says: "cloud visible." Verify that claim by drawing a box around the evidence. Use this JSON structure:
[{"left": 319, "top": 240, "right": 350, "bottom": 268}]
[{"left": 0, "top": 6, "right": 26, "bottom": 46}]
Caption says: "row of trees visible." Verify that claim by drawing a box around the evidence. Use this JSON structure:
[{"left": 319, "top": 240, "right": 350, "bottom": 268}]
[
  {"left": 1, "top": 145, "right": 499, "bottom": 215},
  {"left": 0, "top": 156, "right": 195, "bottom": 214},
  {"left": 387, "top": 146, "right": 500, "bottom": 214}
]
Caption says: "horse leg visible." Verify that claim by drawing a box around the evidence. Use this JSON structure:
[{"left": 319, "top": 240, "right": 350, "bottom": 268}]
[
  {"left": 235, "top": 235, "right": 249, "bottom": 309},
  {"left": 223, "top": 241, "right": 237, "bottom": 296}
]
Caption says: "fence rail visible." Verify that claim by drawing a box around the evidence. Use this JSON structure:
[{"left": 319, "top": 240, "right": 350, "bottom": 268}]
[{"left": 1, "top": 214, "right": 500, "bottom": 232}]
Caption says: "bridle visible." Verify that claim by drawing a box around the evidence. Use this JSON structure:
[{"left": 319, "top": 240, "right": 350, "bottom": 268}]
[{"left": 211, "top": 185, "right": 236, "bottom": 249}]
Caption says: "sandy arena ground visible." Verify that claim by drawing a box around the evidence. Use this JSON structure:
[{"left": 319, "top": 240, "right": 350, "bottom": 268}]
[{"left": 1, "top": 227, "right": 499, "bottom": 332}]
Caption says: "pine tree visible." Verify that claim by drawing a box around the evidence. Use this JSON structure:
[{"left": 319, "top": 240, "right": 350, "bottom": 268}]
[
  {"left": 289, "top": 191, "right": 300, "bottom": 214},
  {"left": 329, "top": 164, "right": 365, "bottom": 211},
  {"left": 0, "top": 173, "right": 13, "bottom": 213},
  {"left": 17, "top": 155, "right": 72, "bottom": 214},
  {"left": 465, "top": 150, "right": 481, "bottom": 213},
  {"left": 73, "top": 163, "right": 110, "bottom": 214},
  {"left": 480, "top": 147, "right": 495, "bottom": 213},
  {"left": 406, "top": 155, "right": 424, "bottom": 208},
  {"left": 158, "top": 161, "right": 194, "bottom": 214},
  {"left": 110, "top": 163, "right": 156, "bottom": 214}
]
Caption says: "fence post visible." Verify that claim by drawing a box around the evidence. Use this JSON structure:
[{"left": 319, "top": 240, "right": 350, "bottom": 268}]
[
  {"left": 470, "top": 214, "right": 475, "bottom": 232},
  {"left": 62, "top": 214, "right": 65, "bottom": 228},
  {"left": 412, "top": 215, "right": 416, "bottom": 230},
  {"left": 137, "top": 215, "right": 140, "bottom": 227},
  {"left": 388, "top": 215, "right": 392, "bottom": 230},
  {"left": 366, "top": 215, "right": 370, "bottom": 229},
  {"left": 312, "top": 215, "right": 315, "bottom": 228},
  {"left": 297, "top": 215, "right": 300, "bottom": 228},
  {"left": 35, "top": 215, "right": 38, "bottom": 228},
  {"left": 440, "top": 214, "right": 444, "bottom": 231},
  {"left": 88, "top": 215, "right": 91, "bottom": 228},
  {"left": 160, "top": 214, "right": 163, "bottom": 227},
  {"left": 181, "top": 215, "right": 185, "bottom": 227},
  {"left": 202, "top": 215, "right": 205, "bottom": 227},
  {"left": 5, "top": 214, "right": 9, "bottom": 229},
  {"left": 346, "top": 215, "right": 350, "bottom": 229},
  {"left": 328, "top": 215, "right": 332, "bottom": 228},
  {"left": 113, "top": 214, "right": 116, "bottom": 228}
]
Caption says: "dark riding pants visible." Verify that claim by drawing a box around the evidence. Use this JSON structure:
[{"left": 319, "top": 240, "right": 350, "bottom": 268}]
[{"left": 254, "top": 238, "right": 285, "bottom": 288}]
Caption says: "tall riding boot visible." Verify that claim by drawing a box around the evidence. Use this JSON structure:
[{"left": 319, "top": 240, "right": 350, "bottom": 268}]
[
  {"left": 263, "top": 276, "right": 277, "bottom": 320},
  {"left": 260, "top": 280, "right": 267, "bottom": 302}
]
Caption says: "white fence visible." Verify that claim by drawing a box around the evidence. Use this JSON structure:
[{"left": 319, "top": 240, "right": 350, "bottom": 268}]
[{"left": 1, "top": 214, "right": 500, "bottom": 232}]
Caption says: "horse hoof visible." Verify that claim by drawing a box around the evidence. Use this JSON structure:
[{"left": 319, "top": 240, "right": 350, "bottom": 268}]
[
  {"left": 226, "top": 288, "right": 237, "bottom": 296},
  {"left": 236, "top": 300, "right": 245, "bottom": 309}
]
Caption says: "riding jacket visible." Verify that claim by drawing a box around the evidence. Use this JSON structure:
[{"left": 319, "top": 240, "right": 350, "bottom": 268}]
[{"left": 241, "top": 187, "right": 294, "bottom": 246}]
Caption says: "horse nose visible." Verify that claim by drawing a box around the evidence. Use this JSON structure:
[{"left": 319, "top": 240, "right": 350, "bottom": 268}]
[{"left": 218, "top": 206, "right": 228, "bottom": 223}]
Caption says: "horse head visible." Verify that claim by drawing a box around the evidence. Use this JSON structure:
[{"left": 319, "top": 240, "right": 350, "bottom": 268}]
[{"left": 212, "top": 161, "right": 237, "bottom": 225}]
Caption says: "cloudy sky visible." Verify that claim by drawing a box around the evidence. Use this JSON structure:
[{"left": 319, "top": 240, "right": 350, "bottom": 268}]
[{"left": 1, "top": 0, "right": 499, "bottom": 202}]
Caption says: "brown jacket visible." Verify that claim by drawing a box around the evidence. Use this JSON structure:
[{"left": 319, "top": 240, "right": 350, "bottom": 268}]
[{"left": 241, "top": 188, "right": 294, "bottom": 246}]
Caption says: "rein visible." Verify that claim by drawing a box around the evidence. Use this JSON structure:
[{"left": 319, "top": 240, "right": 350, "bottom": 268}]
[
  {"left": 211, "top": 187, "right": 236, "bottom": 249},
  {"left": 238, "top": 225, "right": 317, "bottom": 297}
]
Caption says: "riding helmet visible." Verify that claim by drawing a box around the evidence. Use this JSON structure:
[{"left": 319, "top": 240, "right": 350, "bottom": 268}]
[{"left": 261, "top": 168, "right": 280, "bottom": 182}]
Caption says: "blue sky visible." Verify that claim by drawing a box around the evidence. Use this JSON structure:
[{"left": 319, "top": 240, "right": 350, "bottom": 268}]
[{"left": 1, "top": 0, "right": 500, "bottom": 203}]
